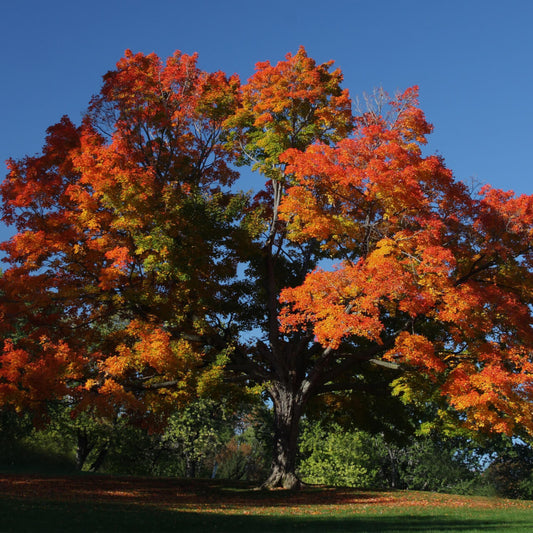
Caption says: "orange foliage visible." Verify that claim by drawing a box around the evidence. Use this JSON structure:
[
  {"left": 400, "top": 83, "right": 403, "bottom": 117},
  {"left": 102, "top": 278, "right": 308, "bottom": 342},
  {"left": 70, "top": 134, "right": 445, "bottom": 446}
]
[
  {"left": 278, "top": 87, "right": 533, "bottom": 437},
  {"left": 0, "top": 49, "right": 239, "bottom": 423},
  {"left": 1, "top": 49, "right": 533, "bottom": 446}
]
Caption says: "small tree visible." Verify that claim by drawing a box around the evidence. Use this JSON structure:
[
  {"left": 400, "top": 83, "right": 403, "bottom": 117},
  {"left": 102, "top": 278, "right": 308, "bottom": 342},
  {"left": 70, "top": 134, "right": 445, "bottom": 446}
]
[{"left": 484, "top": 439, "right": 533, "bottom": 499}]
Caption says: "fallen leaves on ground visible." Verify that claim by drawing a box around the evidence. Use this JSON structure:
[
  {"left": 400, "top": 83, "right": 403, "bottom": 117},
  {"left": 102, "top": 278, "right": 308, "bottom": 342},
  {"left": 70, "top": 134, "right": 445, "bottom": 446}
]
[{"left": 1, "top": 474, "right": 532, "bottom": 516}]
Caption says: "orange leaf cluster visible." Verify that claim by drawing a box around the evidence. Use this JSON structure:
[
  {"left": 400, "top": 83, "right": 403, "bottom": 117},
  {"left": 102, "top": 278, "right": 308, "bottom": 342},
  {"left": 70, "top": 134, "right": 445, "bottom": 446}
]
[
  {"left": 0, "top": 49, "right": 240, "bottom": 423},
  {"left": 1, "top": 48, "right": 533, "bottom": 445},
  {"left": 278, "top": 87, "right": 533, "bottom": 437}
]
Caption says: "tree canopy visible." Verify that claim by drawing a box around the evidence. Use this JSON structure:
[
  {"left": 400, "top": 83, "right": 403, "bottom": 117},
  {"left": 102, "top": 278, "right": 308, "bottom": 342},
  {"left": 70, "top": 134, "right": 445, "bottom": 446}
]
[{"left": 1, "top": 47, "right": 533, "bottom": 488}]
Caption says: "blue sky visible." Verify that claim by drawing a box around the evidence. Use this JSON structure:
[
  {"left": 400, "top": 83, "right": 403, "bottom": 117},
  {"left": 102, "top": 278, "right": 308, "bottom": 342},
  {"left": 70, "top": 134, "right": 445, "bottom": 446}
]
[{"left": 1, "top": 0, "right": 532, "bottom": 243}]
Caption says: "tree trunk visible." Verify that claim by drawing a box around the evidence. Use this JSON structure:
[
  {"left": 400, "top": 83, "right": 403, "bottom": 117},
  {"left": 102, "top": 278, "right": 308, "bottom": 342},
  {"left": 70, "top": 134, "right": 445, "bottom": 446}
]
[
  {"left": 76, "top": 430, "right": 93, "bottom": 471},
  {"left": 262, "top": 383, "right": 304, "bottom": 489},
  {"left": 89, "top": 442, "right": 109, "bottom": 472},
  {"left": 185, "top": 456, "right": 197, "bottom": 478},
  {"left": 386, "top": 444, "right": 398, "bottom": 489}
]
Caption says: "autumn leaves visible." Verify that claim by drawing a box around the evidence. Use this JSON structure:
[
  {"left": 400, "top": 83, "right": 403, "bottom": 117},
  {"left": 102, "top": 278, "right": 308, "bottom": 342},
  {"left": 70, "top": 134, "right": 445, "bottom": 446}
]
[{"left": 1, "top": 46, "right": 533, "bottom": 472}]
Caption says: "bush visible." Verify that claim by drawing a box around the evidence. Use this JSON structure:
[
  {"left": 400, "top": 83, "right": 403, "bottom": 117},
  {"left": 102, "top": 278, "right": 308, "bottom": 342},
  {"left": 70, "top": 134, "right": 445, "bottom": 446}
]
[
  {"left": 297, "top": 419, "right": 489, "bottom": 494},
  {"left": 0, "top": 407, "right": 76, "bottom": 474},
  {"left": 298, "top": 421, "right": 382, "bottom": 488}
]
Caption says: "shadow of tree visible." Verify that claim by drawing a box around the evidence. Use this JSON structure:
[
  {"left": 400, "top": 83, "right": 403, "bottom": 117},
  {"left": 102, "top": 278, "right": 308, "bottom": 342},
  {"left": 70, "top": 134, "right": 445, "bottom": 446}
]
[
  {"left": 1, "top": 475, "right": 532, "bottom": 532},
  {"left": 1, "top": 498, "right": 532, "bottom": 533}
]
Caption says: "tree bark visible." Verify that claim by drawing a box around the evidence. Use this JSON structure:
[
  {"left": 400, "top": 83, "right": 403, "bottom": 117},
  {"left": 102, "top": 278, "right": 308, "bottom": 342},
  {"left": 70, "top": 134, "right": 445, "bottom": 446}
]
[
  {"left": 89, "top": 442, "right": 109, "bottom": 472},
  {"left": 262, "top": 383, "right": 304, "bottom": 489},
  {"left": 185, "top": 456, "right": 197, "bottom": 478},
  {"left": 76, "top": 430, "right": 93, "bottom": 471}
]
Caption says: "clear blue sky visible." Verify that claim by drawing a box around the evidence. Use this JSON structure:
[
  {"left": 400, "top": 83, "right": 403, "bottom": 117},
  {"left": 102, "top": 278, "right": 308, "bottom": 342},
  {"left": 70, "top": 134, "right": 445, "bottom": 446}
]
[{"left": 1, "top": 0, "right": 531, "bottom": 243}]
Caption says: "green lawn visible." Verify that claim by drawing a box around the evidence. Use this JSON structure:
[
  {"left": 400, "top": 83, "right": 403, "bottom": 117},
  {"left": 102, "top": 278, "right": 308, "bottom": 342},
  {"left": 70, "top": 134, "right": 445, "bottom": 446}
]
[{"left": 1, "top": 474, "right": 532, "bottom": 532}]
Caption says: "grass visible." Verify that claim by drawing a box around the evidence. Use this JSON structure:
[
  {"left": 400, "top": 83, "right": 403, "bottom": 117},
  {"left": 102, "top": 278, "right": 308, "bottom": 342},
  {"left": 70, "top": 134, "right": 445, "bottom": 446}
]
[{"left": 1, "top": 473, "right": 533, "bottom": 532}]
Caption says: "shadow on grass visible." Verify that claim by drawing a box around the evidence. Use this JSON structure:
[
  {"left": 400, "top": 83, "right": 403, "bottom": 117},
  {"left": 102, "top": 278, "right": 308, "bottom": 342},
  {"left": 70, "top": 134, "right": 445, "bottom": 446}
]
[
  {"left": 1, "top": 498, "right": 531, "bottom": 533},
  {"left": 0, "top": 474, "right": 397, "bottom": 507}
]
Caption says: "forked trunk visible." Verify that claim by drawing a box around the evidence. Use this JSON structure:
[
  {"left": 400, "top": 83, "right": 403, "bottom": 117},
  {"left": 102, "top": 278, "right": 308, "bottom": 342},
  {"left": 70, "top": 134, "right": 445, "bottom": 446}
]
[{"left": 262, "top": 383, "right": 304, "bottom": 490}]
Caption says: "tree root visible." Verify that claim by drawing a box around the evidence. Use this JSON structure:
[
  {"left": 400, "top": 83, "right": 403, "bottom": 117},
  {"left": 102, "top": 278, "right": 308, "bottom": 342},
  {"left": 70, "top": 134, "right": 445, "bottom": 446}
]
[{"left": 261, "top": 470, "right": 303, "bottom": 490}]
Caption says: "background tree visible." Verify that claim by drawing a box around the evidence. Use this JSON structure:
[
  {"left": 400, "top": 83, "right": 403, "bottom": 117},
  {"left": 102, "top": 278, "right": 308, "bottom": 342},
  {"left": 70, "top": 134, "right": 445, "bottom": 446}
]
[{"left": 483, "top": 438, "right": 533, "bottom": 499}]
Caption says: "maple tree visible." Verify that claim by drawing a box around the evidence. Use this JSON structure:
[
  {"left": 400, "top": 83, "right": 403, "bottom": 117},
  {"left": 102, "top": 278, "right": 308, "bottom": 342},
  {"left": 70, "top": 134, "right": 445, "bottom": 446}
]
[{"left": 1, "top": 47, "right": 533, "bottom": 489}]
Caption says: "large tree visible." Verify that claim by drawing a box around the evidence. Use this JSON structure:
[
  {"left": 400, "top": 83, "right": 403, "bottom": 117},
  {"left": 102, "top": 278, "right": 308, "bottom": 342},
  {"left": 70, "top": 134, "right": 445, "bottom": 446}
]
[{"left": 1, "top": 48, "right": 533, "bottom": 489}]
